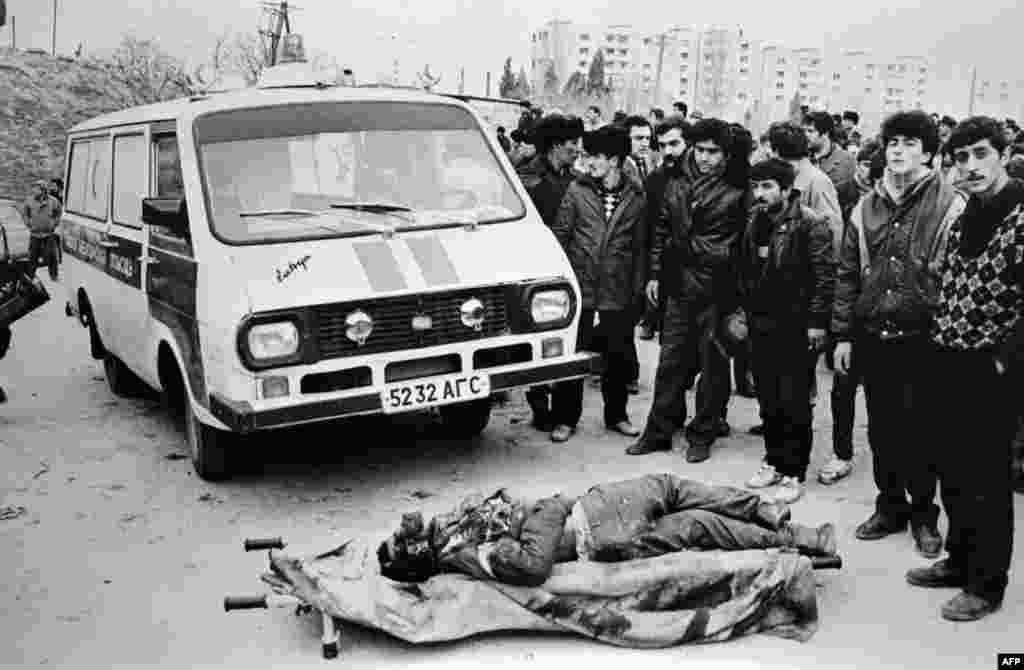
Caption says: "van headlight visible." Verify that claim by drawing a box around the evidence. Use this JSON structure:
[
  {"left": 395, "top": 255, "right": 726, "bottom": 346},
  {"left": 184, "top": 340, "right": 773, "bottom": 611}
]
[
  {"left": 344, "top": 310, "right": 373, "bottom": 345},
  {"left": 246, "top": 321, "right": 300, "bottom": 360},
  {"left": 531, "top": 289, "right": 571, "bottom": 325}
]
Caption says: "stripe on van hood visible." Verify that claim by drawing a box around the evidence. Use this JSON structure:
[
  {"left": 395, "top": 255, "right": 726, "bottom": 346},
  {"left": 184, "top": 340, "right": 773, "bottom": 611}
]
[
  {"left": 353, "top": 240, "right": 407, "bottom": 292},
  {"left": 406, "top": 235, "right": 459, "bottom": 286}
]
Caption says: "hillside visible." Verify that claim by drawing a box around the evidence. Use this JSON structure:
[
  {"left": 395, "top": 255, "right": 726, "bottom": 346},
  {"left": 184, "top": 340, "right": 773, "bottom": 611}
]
[{"left": 0, "top": 48, "right": 135, "bottom": 199}]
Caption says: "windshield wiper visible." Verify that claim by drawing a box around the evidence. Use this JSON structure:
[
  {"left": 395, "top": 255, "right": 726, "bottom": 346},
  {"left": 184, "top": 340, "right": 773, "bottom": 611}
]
[
  {"left": 329, "top": 202, "right": 415, "bottom": 221},
  {"left": 239, "top": 209, "right": 318, "bottom": 218}
]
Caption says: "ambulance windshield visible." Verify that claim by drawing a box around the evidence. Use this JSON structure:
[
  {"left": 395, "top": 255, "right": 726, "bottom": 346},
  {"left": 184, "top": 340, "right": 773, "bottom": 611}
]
[{"left": 195, "top": 101, "right": 525, "bottom": 244}]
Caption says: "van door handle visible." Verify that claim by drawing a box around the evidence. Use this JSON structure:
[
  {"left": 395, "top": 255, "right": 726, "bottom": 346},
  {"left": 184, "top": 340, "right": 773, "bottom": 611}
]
[
  {"left": 98, "top": 239, "right": 119, "bottom": 249},
  {"left": 140, "top": 255, "right": 160, "bottom": 266}
]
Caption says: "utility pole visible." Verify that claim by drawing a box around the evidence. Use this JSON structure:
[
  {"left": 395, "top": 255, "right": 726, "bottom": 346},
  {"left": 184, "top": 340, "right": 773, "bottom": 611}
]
[
  {"left": 651, "top": 31, "right": 668, "bottom": 111},
  {"left": 458, "top": 67, "right": 465, "bottom": 94},
  {"left": 485, "top": 71, "right": 491, "bottom": 97},
  {"left": 11, "top": 16, "right": 16, "bottom": 50},
  {"left": 51, "top": 0, "right": 57, "bottom": 55},
  {"left": 967, "top": 66, "right": 977, "bottom": 116},
  {"left": 260, "top": 1, "right": 297, "bottom": 67}
]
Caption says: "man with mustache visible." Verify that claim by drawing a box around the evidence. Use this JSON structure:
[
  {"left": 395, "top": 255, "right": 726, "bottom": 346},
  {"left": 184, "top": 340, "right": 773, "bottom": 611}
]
[
  {"left": 908, "top": 116, "right": 1024, "bottom": 621},
  {"left": 738, "top": 158, "right": 834, "bottom": 504},
  {"left": 832, "top": 111, "right": 966, "bottom": 559}
]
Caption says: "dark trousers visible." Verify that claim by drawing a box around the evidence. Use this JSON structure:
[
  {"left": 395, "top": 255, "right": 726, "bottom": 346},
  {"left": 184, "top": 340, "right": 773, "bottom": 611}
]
[
  {"left": 751, "top": 325, "right": 814, "bottom": 480},
  {"left": 529, "top": 308, "right": 633, "bottom": 428},
  {"left": 858, "top": 336, "right": 939, "bottom": 527},
  {"left": 642, "top": 296, "right": 730, "bottom": 446},
  {"left": 625, "top": 329, "right": 640, "bottom": 384},
  {"left": 926, "top": 348, "right": 1015, "bottom": 602},
  {"left": 828, "top": 341, "right": 862, "bottom": 461}
]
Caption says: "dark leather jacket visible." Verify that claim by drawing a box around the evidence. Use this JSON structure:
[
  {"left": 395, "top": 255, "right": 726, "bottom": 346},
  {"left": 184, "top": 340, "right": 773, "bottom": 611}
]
[
  {"left": 551, "top": 175, "right": 648, "bottom": 311},
  {"left": 517, "top": 154, "right": 575, "bottom": 229},
  {"left": 738, "top": 194, "right": 835, "bottom": 331},
  {"left": 649, "top": 152, "right": 747, "bottom": 304},
  {"left": 831, "top": 170, "right": 965, "bottom": 341}
]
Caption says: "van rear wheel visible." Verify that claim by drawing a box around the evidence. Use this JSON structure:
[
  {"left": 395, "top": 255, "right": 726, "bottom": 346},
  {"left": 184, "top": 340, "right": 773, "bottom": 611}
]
[
  {"left": 103, "top": 353, "right": 145, "bottom": 397},
  {"left": 438, "top": 398, "right": 492, "bottom": 438},
  {"left": 184, "top": 392, "right": 232, "bottom": 481}
]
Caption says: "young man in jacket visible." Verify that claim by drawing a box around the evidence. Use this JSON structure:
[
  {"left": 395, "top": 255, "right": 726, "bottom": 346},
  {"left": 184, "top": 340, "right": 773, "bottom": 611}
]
[
  {"left": 23, "top": 180, "right": 61, "bottom": 278},
  {"left": 638, "top": 115, "right": 689, "bottom": 341},
  {"left": 906, "top": 116, "right": 1023, "bottom": 621},
  {"left": 378, "top": 473, "right": 836, "bottom": 586},
  {"left": 547, "top": 125, "right": 647, "bottom": 442},
  {"left": 803, "top": 111, "right": 858, "bottom": 221},
  {"left": 517, "top": 115, "right": 584, "bottom": 432},
  {"left": 740, "top": 159, "right": 834, "bottom": 504},
  {"left": 627, "top": 118, "right": 747, "bottom": 463},
  {"left": 832, "top": 111, "right": 966, "bottom": 559}
]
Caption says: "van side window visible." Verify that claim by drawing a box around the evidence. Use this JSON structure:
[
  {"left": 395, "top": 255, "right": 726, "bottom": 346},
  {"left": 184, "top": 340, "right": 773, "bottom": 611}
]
[
  {"left": 154, "top": 135, "right": 184, "bottom": 198},
  {"left": 112, "top": 134, "right": 147, "bottom": 228},
  {"left": 66, "top": 137, "right": 110, "bottom": 221},
  {"left": 84, "top": 137, "right": 111, "bottom": 220},
  {"left": 66, "top": 140, "right": 91, "bottom": 214}
]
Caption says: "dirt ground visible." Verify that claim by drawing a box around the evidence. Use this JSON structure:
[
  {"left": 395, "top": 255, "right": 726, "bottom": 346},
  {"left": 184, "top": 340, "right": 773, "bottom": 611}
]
[{"left": 2, "top": 277, "right": 1021, "bottom": 670}]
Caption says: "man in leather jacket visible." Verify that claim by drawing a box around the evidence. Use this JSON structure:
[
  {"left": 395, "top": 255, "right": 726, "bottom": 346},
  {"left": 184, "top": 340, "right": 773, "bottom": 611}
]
[{"left": 378, "top": 473, "right": 836, "bottom": 586}]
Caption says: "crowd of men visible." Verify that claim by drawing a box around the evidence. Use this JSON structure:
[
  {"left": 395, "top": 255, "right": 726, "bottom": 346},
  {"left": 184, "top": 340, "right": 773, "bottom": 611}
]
[{"left": 500, "top": 101, "right": 1024, "bottom": 623}]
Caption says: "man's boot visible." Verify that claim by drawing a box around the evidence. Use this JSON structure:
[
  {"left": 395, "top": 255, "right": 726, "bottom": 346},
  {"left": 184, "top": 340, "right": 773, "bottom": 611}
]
[{"left": 780, "top": 522, "right": 837, "bottom": 557}]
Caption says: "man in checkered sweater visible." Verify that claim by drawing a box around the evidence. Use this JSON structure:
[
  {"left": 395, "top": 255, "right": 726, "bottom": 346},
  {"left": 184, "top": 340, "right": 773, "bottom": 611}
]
[{"left": 905, "top": 116, "right": 1024, "bottom": 622}]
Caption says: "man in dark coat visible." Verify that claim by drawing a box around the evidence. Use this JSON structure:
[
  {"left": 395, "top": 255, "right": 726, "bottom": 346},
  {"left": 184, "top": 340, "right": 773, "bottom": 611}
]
[
  {"left": 638, "top": 115, "right": 689, "bottom": 341},
  {"left": 908, "top": 116, "right": 1024, "bottom": 621},
  {"left": 547, "top": 125, "right": 647, "bottom": 441},
  {"left": 738, "top": 158, "right": 834, "bottom": 505},
  {"left": 832, "top": 111, "right": 965, "bottom": 559},
  {"left": 516, "top": 114, "right": 584, "bottom": 431},
  {"left": 378, "top": 473, "right": 837, "bottom": 586},
  {"left": 627, "top": 118, "right": 747, "bottom": 463}
]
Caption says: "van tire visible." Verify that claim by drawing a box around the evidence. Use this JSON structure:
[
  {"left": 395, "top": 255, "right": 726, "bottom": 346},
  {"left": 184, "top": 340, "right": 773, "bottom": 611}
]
[
  {"left": 439, "top": 398, "right": 492, "bottom": 438},
  {"left": 103, "top": 353, "right": 146, "bottom": 397},
  {"left": 184, "top": 391, "right": 232, "bottom": 482}
]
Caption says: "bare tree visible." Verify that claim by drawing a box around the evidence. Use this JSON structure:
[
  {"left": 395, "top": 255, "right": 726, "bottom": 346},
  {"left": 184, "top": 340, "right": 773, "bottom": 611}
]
[{"left": 106, "top": 34, "right": 195, "bottom": 106}]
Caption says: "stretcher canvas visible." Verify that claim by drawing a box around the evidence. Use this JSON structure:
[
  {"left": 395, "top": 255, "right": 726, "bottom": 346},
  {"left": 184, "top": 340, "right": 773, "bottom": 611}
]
[{"left": 262, "top": 539, "right": 820, "bottom": 649}]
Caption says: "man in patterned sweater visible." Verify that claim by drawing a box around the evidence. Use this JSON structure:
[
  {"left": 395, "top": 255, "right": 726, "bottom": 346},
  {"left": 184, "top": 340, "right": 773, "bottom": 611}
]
[{"left": 906, "top": 116, "right": 1024, "bottom": 622}]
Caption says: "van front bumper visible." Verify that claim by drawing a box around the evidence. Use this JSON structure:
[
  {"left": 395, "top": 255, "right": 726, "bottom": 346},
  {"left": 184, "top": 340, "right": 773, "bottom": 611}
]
[{"left": 208, "top": 352, "right": 599, "bottom": 434}]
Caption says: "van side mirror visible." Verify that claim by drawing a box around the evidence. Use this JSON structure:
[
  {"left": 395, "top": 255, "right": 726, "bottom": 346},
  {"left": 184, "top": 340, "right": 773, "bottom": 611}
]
[{"left": 142, "top": 197, "right": 189, "bottom": 238}]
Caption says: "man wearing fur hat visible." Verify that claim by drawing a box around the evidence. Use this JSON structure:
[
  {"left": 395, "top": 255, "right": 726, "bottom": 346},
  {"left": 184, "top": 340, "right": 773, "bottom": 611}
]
[
  {"left": 548, "top": 125, "right": 647, "bottom": 441},
  {"left": 738, "top": 158, "right": 834, "bottom": 504},
  {"left": 517, "top": 115, "right": 584, "bottom": 432}
]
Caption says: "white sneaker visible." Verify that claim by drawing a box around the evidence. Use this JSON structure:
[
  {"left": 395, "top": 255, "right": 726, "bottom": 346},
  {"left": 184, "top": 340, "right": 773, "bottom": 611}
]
[
  {"left": 773, "top": 476, "right": 804, "bottom": 504},
  {"left": 746, "top": 463, "right": 782, "bottom": 489},
  {"left": 817, "top": 457, "right": 853, "bottom": 485}
]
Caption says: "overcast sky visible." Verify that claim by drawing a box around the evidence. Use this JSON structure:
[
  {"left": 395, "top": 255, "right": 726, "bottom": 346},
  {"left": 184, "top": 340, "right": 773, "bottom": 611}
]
[{"left": 4, "top": 0, "right": 1021, "bottom": 94}]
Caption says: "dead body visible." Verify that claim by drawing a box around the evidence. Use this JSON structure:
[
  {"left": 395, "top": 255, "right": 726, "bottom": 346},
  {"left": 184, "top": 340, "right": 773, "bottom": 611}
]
[{"left": 378, "top": 473, "right": 836, "bottom": 585}]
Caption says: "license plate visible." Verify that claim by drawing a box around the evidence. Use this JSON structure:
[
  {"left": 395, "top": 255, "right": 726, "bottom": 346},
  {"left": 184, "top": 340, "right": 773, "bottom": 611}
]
[{"left": 381, "top": 373, "right": 490, "bottom": 414}]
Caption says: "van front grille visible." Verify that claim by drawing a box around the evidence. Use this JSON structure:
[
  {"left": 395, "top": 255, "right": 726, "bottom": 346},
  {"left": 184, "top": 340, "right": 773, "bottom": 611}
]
[{"left": 313, "top": 285, "right": 511, "bottom": 360}]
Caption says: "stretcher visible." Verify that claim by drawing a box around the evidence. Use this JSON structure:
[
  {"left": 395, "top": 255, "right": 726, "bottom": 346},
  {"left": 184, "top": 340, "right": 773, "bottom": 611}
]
[{"left": 225, "top": 536, "right": 842, "bottom": 660}]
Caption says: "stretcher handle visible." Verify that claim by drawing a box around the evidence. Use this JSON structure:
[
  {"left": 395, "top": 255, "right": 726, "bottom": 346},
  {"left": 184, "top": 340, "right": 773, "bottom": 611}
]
[
  {"left": 224, "top": 595, "right": 267, "bottom": 611},
  {"left": 811, "top": 555, "right": 842, "bottom": 570},
  {"left": 244, "top": 537, "right": 285, "bottom": 551}
]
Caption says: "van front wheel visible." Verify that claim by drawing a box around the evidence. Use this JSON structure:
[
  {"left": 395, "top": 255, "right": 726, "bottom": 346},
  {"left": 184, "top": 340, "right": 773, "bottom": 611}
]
[
  {"left": 184, "top": 394, "right": 232, "bottom": 481},
  {"left": 103, "top": 353, "right": 145, "bottom": 397},
  {"left": 438, "top": 398, "right": 492, "bottom": 438}
]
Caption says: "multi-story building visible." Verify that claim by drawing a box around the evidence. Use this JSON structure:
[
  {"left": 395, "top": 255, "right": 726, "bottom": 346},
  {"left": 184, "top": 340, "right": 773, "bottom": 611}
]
[{"left": 529, "top": 17, "right": 1023, "bottom": 130}]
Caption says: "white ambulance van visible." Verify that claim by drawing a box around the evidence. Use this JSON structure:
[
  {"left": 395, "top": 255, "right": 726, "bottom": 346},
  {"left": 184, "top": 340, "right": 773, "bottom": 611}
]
[{"left": 61, "top": 79, "right": 595, "bottom": 481}]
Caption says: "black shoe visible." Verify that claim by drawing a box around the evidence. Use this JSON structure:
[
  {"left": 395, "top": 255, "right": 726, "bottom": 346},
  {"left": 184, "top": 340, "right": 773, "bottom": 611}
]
[
  {"left": 626, "top": 438, "right": 671, "bottom": 455},
  {"left": 911, "top": 523, "right": 944, "bottom": 559},
  {"left": 855, "top": 512, "right": 907, "bottom": 540},
  {"left": 748, "top": 423, "right": 766, "bottom": 436},
  {"left": 686, "top": 441, "right": 711, "bottom": 463},
  {"left": 906, "top": 559, "right": 966, "bottom": 589},
  {"left": 941, "top": 592, "right": 1001, "bottom": 621}
]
